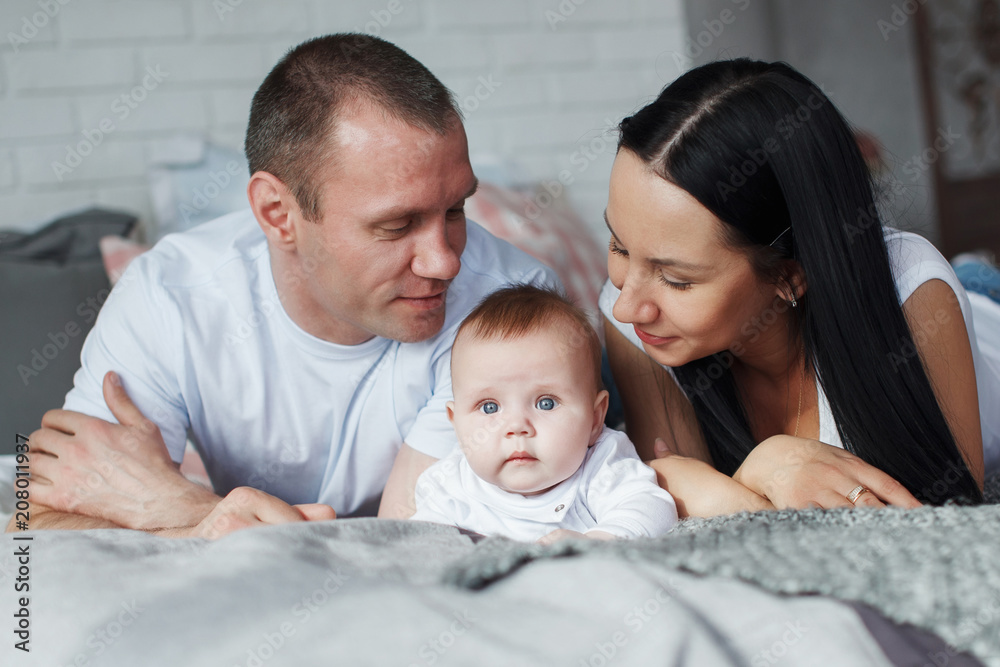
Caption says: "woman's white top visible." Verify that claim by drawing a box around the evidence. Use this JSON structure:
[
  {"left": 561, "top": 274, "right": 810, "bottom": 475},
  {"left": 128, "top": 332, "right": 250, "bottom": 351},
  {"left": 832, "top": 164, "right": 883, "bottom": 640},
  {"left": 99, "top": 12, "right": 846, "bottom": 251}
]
[{"left": 599, "top": 228, "right": 1000, "bottom": 474}]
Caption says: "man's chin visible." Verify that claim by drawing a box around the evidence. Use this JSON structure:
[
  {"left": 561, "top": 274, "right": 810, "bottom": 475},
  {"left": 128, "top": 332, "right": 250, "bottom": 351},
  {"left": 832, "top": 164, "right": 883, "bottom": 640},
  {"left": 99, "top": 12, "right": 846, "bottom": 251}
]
[{"left": 384, "top": 309, "right": 447, "bottom": 344}]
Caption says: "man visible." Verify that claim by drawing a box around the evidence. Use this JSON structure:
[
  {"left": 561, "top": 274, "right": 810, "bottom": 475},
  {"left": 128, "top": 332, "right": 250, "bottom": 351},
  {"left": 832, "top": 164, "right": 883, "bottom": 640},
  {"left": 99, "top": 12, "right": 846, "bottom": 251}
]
[{"left": 11, "top": 34, "right": 558, "bottom": 538}]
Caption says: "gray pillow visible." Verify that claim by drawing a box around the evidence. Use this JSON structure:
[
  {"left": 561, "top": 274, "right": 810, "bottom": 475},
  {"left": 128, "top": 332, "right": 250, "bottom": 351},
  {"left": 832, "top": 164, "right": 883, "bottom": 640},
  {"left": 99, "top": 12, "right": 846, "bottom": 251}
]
[{"left": 0, "top": 209, "right": 136, "bottom": 455}]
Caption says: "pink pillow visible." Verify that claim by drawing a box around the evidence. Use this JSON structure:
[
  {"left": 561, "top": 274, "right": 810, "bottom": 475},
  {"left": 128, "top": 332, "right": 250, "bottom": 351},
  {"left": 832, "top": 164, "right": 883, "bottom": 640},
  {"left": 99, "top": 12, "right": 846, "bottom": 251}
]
[
  {"left": 99, "top": 236, "right": 150, "bottom": 285},
  {"left": 465, "top": 182, "right": 607, "bottom": 317}
]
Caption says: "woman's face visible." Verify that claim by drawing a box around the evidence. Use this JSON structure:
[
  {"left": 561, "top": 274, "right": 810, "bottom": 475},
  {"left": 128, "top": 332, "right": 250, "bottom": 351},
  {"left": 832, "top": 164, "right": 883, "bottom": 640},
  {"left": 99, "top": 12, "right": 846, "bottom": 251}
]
[{"left": 605, "top": 149, "right": 786, "bottom": 368}]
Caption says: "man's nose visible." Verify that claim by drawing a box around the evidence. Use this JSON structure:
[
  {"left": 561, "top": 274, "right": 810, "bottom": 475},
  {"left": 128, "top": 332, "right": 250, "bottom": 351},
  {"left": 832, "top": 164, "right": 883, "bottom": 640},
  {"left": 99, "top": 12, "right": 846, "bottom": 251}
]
[{"left": 411, "top": 219, "right": 464, "bottom": 281}]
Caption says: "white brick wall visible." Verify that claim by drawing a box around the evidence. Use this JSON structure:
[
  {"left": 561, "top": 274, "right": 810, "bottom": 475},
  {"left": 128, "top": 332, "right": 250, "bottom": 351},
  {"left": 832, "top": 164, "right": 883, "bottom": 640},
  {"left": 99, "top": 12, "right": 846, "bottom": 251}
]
[{"left": 0, "top": 0, "right": 686, "bottom": 240}]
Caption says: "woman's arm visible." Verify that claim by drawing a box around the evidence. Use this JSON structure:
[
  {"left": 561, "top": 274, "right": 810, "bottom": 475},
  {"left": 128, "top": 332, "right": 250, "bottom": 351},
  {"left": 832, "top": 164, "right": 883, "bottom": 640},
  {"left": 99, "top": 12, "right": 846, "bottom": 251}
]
[
  {"left": 604, "top": 318, "right": 774, "bottom": 517},
  {"left": 603, "top": 318, "right": 708, "bottom": 461},
  {"left": 731, "top": 281, "right": 978, "bottom": 510},
  {"left": 901, "top": 279, "right": 984, "bottom": 488},
  {"left": 733, "top": 435, "right": 921, "bottom": 509},
  {"left": 736, "top": 279, "right": 988, "bottom": 507},
  {"left": 648, "top": 450, "right": 775, "bottom": 517}
]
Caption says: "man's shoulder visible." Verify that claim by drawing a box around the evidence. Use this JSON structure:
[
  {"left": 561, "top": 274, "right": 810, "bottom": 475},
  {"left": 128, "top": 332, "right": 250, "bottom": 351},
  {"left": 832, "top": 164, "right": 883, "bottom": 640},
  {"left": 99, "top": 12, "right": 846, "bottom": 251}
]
[{"left": 133, "top": 209, "right": 266, "bottom": 288}]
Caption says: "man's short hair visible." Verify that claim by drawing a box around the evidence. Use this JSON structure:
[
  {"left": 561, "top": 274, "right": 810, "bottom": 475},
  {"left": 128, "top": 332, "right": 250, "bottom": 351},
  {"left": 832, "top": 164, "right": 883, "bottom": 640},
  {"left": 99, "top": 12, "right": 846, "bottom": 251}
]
[
  {"left": 245, "top": 33, "right": 461, "bottom": 221},
  {"left": 455, "top": 284, "right": 603, "bottom": 391}
]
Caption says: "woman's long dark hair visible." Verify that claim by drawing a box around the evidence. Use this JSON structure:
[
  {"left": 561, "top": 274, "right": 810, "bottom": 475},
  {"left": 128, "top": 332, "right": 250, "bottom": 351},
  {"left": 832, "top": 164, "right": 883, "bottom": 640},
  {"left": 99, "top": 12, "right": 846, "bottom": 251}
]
[{"left": 619, "top": 59, "right": 981, "bottom": 504}]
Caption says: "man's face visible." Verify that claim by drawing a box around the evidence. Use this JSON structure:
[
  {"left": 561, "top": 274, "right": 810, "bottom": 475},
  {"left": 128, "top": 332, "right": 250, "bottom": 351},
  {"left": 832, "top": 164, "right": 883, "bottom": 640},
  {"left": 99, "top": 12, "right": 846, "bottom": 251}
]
[
  {"left": 447, "top": 326, "right": 608, "bottom": 496},
  {"left": 289, "top": 106, "right": 476, "bottom": 345}
]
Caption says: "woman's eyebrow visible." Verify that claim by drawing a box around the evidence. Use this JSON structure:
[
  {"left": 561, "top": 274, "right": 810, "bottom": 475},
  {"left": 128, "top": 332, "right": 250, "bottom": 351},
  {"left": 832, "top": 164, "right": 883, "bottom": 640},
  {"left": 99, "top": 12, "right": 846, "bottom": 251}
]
[
  {"left": 603, "top": 210, "right": 620, "bottom": 241},
  {"left": 603, "top": 210, "right": 706, "bottom": 271}
]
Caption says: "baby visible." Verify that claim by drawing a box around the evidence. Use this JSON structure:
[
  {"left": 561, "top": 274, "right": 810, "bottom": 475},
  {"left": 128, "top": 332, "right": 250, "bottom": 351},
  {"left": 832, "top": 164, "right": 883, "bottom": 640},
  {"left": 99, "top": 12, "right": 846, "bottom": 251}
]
[{"left": 410, "top": 284, "right": 678, "bottom": 543}]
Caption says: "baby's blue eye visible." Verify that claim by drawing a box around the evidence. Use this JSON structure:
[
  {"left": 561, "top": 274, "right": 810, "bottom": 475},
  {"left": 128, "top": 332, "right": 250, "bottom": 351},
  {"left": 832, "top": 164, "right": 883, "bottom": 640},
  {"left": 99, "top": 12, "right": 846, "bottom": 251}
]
[
  {"left": 536, "top": 397, "right": 556, "bottom": 411},
  {"left": 480, "top": 401, "right": 499, "bottom": 414}
]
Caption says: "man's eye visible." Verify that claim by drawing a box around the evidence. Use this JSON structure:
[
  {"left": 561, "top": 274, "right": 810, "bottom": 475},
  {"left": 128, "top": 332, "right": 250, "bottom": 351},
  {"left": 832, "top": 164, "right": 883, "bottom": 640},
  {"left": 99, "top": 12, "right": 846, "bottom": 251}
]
[
  {"left": 479, "top": 401, "right": 499, "bottom": 414},
  {"left": 536, "top": 397, "right": 556, "bottom": 410},
  {"left": 380, "top": 220, "right": 411, "bottom": 235}
]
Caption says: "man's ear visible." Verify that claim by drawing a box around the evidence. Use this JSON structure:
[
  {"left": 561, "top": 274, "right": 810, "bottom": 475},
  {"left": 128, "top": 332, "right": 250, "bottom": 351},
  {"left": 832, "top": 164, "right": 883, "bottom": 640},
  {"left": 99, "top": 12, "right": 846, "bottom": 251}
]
[
  {"left": 590, "top": 389, "right": 610, "bottom": 445},
  {"left": 446, "top": 401, "right": 455, "bottom": 425},
  {"left": 248, "top": 171, "right": 299, "bottom": 250}
]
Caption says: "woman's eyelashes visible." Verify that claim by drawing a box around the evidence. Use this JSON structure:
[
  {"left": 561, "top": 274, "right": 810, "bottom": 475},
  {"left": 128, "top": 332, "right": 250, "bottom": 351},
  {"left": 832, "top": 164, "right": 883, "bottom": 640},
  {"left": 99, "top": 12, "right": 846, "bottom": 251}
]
[
  {"left": 611, "top": 238, "right": 691, "bottom": 290},
  {"left": 658, "top": 274, "right": 692, "bottom": 290}
]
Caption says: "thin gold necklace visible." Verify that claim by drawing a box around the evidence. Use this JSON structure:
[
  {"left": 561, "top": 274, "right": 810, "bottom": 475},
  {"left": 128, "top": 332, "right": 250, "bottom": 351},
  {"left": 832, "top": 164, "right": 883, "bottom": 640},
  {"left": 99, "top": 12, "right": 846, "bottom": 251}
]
[{"left": 793, "top": 343, "right": 805, "bottom": 438}]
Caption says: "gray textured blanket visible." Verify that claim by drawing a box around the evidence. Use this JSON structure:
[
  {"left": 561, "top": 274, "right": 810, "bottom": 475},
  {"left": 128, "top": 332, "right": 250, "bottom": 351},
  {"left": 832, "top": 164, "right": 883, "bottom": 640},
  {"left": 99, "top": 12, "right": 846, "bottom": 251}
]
[
  {"left": 2, "top": 471, "right": 998, "bottom": 666},
  {"left": 0, "top": 519, "right": 892, "bottom": 667}
]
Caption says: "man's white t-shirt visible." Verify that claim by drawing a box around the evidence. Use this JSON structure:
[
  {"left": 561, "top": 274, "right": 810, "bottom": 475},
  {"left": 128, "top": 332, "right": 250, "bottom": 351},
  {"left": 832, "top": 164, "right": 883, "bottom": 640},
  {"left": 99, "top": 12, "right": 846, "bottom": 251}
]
[
  {"left": 599, "top": 228, "right": 1000, "bottom": 473},
  {"left": 410, "top": 426, "right": 679, "bottom": 541},
  {"left": 64, "top": 210, "right": 560, "bottom": 516}
]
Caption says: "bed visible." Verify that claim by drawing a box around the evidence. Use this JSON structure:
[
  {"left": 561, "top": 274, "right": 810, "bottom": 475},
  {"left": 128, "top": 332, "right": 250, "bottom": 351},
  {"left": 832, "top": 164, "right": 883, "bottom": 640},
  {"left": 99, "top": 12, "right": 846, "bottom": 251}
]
[
  {"left": 2, "top": 468, "right": 998, "bottom": 666},
  {"left": 4, "top": 194, "right": 999, "bottom": 666}
]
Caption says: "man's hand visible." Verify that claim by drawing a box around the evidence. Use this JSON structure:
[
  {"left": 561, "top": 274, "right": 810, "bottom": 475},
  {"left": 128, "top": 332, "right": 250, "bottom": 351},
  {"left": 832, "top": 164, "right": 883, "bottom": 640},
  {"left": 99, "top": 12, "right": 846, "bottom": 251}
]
[
  {"left": 733, "top": 435, "right": 922, "bottom": 510},
  {"left": 26, "top": 371, "right": 219, "bottom": 531},
  {"left": 156, "top": 487, "right": 336, "bottom": 539}
]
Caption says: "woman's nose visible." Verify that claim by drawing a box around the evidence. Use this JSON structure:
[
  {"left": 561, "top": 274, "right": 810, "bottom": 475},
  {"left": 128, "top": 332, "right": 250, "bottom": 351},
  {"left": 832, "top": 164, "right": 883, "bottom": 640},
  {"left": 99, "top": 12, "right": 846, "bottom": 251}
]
[{"left": 613, "top": 272, "right": 659, "bottom": 325}]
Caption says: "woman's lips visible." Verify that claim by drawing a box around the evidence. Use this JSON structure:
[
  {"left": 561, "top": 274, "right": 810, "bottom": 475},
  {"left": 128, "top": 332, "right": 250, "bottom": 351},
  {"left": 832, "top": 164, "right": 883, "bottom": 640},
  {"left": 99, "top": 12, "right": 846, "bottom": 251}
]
[{"left": 633, "top": 325, "right": 678, "bottom": 346}]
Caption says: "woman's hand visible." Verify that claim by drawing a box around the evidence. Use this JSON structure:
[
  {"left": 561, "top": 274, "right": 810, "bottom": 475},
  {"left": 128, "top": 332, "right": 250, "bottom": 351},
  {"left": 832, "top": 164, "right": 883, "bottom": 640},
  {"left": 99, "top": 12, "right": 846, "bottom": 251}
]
[
  {"left": 733, "top": 435, "right": 923, "bottom": 510},
  {"left": 649, "top": 439, "right": 774, "bottom": 518}
]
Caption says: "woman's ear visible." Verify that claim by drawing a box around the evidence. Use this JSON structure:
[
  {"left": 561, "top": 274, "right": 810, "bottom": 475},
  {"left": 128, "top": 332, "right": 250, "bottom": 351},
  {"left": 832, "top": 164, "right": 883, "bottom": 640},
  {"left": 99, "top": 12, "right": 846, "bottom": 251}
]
[
  {"left": 248, "top": 171, "right": 299, "bottom": 250},
  {"left": 776, "top": 260, "right": 808, "bottom": 304}
]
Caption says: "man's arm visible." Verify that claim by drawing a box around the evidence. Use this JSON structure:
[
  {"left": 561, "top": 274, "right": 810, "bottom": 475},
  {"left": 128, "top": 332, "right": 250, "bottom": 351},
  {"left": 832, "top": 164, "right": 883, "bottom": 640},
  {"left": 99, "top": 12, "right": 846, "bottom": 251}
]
[
  {"left": 19, "top": 372, "right": 221, "bottom": 531},
  {"left": 9, "top": 492, "right": 337, "bottom": 538},
  {"left": 378, "top": 443, "right": 437, "bottom": 519},
  {"left": 7, "top": 502, "right": 122, "bottom": 532},
  {"left": 8, "top": 372, "right": 336, "bottom": 537}
]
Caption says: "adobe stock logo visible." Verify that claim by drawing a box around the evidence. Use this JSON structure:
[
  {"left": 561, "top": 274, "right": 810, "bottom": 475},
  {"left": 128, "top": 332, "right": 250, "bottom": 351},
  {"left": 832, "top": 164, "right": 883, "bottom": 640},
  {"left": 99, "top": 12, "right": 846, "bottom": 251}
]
[
  {"left": 7, "top": 0, "right": 73, "bottom": 53},
  {"left": 655, "top": 0, "right": 752, "bottom": 81},
  {"left": 51, "top": 66, "right": 170, "bottom": 181}
]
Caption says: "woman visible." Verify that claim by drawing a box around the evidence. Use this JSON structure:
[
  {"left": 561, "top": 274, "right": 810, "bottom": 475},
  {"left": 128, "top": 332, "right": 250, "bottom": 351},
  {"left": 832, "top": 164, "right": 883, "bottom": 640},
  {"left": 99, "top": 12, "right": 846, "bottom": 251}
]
[{"left": 601, "top": 59, "right": 1000, "bottom": 517}]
